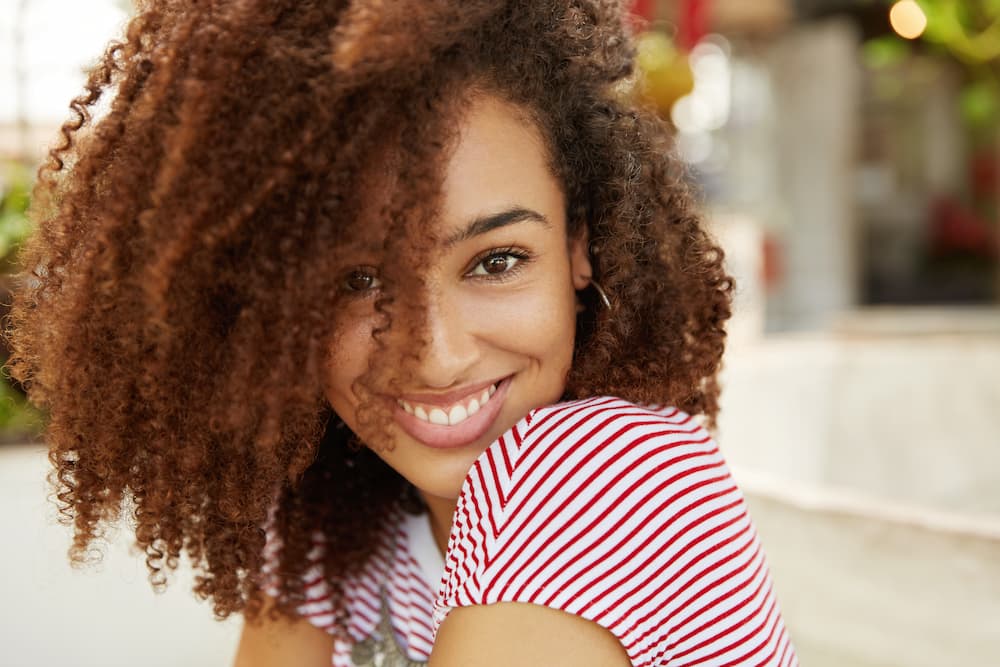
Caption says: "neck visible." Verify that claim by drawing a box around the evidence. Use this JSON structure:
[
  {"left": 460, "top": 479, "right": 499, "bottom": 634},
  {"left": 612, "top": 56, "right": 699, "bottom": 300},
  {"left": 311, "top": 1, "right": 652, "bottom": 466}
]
[{"left": 419, "top": 492, "right": 458, "bottom": 557}]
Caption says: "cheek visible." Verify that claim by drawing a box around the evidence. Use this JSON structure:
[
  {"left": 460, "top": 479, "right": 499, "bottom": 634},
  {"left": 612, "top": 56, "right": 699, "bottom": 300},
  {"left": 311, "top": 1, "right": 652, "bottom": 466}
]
[
  {"left": 478, "top": 277, "right": 578, "bottom": 361},
  {"left": 324, "top": 313, "right": 377, "bottom": 412},
  {"left": 544, "top": 284, "right": 579, "bottom": 371}
]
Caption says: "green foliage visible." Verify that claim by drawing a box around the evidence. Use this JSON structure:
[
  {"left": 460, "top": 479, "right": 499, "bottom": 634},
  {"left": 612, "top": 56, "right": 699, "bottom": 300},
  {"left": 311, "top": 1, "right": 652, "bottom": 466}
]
[
  {"left": 961, "top": 78, "right": 1000, "bottom": 128},
  {"left": 916, "top": 0, "right": 1000, "bottom": 132},
  {"left": 915, "top": 0, "right": 1000, "bottom": 63},
  {"left": 0, "top": 160, "right": 35, "bottom": 272},
  {"left": 0, "top": 376, "right": 42, "bottom": 439},
  {"left": 869, "top": 1, "right": 1000, "bottom": 133},
  {"left": 864, "top": 35, "right": 913, "bottom": 68},
  {"left": 0, "top": 160, "right": 40, "bottom": 439}
]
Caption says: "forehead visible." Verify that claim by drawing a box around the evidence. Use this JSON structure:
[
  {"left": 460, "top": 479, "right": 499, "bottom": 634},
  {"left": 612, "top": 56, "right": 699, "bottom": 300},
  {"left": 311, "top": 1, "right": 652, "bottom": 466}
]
[
  {"left": 439, "top": 94, "right": 564, "bottom": 235},
  {"left": 345, "top": 94, "right": 565, "bottom": 254}
]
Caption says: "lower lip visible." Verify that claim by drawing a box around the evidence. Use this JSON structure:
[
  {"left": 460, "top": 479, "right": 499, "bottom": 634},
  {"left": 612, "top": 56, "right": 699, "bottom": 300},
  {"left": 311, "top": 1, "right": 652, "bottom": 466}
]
[{"left": 393, "top": 376, "right": 513, "bottom": 449}]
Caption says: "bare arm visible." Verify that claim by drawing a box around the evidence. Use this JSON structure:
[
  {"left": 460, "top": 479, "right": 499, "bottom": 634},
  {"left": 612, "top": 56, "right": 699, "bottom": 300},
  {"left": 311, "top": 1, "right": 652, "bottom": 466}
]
[
  {"left": 232, "top": 595, "right": 335, "bottom": 667},
  {"left": 428, "top": 602, "right": 632, "bottom": 667}
]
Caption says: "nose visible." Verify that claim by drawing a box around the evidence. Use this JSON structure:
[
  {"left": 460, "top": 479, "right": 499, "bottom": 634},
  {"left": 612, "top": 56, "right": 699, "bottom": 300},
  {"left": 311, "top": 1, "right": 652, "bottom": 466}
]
[{"left": 415, "top": 288, "right": 480, "bottom": 389}]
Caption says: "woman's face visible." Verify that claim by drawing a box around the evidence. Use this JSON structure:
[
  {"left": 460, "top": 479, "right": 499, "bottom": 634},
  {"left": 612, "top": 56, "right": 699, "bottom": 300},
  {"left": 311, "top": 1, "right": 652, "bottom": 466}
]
[{"left": 324, "top": 93, "right": 591, "bottom": 506}]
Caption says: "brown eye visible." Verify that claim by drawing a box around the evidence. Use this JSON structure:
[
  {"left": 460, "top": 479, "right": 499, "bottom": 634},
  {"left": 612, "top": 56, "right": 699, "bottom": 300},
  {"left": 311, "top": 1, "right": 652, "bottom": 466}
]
[
  {"left": 344, "top": 269, "right": 381, "bottom": 292},
  {"left": 467, "top": 249, "right": 531, "bottom": 279},
  {"left": 482, "top": 255, "right": 511, "bottom": 274}
]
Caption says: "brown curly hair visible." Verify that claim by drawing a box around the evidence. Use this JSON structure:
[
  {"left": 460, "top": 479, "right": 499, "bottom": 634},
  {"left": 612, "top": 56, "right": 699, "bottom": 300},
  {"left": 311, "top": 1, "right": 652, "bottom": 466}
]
[{"left": 4, "top": 0, "right": 733, "bottom": 635}]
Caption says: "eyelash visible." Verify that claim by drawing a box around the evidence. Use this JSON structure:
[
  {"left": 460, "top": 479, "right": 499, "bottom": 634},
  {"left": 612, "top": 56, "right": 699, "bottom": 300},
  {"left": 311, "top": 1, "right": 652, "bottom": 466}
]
[{"left": 341, "top": 246, "right": 533, "bottom": 297}]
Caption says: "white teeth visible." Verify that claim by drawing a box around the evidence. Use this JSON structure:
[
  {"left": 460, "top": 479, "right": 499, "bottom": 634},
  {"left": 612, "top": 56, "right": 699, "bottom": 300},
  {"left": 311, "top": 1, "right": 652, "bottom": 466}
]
[
  {"left": 402, "top": 381, "right": 502, "bottom": 427},
  {"left": 447, "top": 404, "right": 469, "bottom": 425}
]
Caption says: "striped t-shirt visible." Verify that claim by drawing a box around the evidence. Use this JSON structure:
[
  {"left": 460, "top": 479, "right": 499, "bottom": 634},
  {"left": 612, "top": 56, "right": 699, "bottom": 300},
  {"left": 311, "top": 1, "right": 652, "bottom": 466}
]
[
  {"left": 262, "top": 505, "right": 442, "bottom": 665},
  {"left": 267, "top": 396, "right": 798, "bottom": 666}
]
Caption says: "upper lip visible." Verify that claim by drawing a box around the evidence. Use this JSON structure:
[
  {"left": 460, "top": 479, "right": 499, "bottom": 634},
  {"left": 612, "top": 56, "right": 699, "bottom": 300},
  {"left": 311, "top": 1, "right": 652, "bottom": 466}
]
[{"left": 397, "top": 375, "right": 507, "bottom": 408}]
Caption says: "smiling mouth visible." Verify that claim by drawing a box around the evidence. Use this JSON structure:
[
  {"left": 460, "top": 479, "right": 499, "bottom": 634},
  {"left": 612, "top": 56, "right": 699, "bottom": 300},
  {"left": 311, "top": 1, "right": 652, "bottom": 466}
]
[
  {"left": 392, "top": 376, "right": 512, "bottom": 449},
  {"left": 397, "top": 382, "right": 499, "bottom": 426}
]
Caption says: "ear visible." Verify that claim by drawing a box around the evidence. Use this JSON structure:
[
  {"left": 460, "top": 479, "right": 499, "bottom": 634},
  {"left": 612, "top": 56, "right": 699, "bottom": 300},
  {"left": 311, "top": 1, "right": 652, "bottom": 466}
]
[{"left": 568, "top": 224, "right": 593, "bottom": 291}]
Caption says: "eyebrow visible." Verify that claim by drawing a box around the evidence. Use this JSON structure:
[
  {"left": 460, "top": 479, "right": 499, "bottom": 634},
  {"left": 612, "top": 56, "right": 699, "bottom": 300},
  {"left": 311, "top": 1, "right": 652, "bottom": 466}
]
[{"left": 444, "top": 206, "right": 551, "bottom": 248}]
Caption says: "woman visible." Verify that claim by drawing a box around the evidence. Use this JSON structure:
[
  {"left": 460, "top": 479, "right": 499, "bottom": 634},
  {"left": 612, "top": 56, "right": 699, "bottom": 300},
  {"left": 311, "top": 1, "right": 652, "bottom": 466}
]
[{"left": 6, "top": 0, "right": 797, "bottom": 665}]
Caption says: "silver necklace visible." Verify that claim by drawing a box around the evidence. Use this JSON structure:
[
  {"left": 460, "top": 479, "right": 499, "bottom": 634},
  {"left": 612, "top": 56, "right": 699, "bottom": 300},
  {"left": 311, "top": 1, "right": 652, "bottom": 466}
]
[{"left": 349, "top": 591, "right": 427, "bottom": 667}]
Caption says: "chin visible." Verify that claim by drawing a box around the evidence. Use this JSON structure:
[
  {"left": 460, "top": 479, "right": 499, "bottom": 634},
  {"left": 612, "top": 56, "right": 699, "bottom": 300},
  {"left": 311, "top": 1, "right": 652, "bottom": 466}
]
[
  {"left": 421, "top": 455, "right": 483, "bottom": 501},
  {"left": 419, "top": 483, "right": 463, "bottom": 505},
  {"left": 408, "top": 473, "right": 465, "bottom": 508}
]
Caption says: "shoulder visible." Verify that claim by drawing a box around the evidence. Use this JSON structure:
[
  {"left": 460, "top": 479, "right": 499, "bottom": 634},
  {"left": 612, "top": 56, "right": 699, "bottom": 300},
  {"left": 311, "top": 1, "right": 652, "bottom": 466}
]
[
  {"left": 500, "top": 395, "right": 732, "bottom": 545},
  {"left": 437, "top": 396, "right": 796, "bottom": 665},
  {"left": 456, "top": 395, "right": 729, "bottom": 553},
  {"left": 510, "top": 395, "right": 721, "bottom": 508},
  {"left": 526, "top": 395, "right": 705, "bottom": 436},
  {"left": 446, "top": 396, "right": 718, "bottom": 564}
]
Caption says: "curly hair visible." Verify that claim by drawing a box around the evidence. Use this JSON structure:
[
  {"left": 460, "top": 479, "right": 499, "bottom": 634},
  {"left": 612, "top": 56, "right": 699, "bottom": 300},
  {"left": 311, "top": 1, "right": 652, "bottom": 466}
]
[{"left": 4, "top": 0, "right": 733, "bottom": 635}]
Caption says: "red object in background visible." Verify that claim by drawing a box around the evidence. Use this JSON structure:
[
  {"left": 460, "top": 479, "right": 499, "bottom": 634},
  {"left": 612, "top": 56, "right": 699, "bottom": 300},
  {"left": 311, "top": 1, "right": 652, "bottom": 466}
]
[
  {"left": 970, "top": 150, "right": 998, "bottom": 199},
  {"left": 677, "top": 0, "right": 711, "bottom": 51},
  {"left": 629, "top": 0, "right": 655, "bottom": 20},
  {"left": 762, "top": 232, "right": 783, "bottom": 291},
  {"left": 626, "top": 0, "right": 655, "bottom": 31},
  {"left": 929, "top": 196, "right": 997, "bottom": 258},
  {"left": 627, "top": 0, "right": 710, "bottom": 51}
]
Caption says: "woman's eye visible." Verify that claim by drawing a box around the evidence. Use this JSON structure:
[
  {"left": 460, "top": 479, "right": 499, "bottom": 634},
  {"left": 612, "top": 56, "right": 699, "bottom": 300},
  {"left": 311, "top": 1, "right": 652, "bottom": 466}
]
[
  {"left": 469, "top": 252, "right": 524, "bottom": 277},
  {"left": 344, "top": 269, "right": 382, "bottom": 293}
]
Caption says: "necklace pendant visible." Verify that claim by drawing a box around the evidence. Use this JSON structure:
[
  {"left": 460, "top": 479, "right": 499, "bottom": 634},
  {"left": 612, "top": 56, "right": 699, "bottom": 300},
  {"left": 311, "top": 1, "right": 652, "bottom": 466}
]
[{"left": 349, "top": 590, "right": 428, "bottom": 666}]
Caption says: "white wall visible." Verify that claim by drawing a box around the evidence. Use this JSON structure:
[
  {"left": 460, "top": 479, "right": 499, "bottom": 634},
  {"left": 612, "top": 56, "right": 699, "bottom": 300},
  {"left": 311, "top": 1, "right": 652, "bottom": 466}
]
[
  {"left": 717, "top": 315, "right": 1000, "bottom": 665},
  {"left": 1, "top": 445, "right": 241, "bottom": 667}
]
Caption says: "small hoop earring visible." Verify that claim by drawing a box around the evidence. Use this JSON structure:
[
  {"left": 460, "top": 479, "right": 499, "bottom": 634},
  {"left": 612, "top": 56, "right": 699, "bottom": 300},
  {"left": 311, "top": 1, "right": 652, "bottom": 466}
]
[{"left": 589, "top": 279, "right": 612, "bottom": 310}]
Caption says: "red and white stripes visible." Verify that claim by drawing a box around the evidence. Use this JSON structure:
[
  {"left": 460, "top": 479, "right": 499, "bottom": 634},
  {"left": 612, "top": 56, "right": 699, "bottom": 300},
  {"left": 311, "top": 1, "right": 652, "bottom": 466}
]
[
  {"left": 263, "top": 507, "right": 439, "bottom": 664},
  {"left": 264, "top": 395, "right": 798, "bottom": 665},
  {"left": 433, "top": 396, "right": 797, "bottom": 666}
]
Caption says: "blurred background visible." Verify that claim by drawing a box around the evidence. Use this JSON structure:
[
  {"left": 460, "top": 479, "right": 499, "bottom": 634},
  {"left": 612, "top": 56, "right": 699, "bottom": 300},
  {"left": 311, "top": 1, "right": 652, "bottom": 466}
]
[{"left": 1, "top": 0, "right": 997, "bottom": 665}]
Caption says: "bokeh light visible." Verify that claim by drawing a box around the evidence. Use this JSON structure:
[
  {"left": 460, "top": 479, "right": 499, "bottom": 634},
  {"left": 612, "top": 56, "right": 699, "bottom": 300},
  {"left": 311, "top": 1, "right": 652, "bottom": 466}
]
[{"left": 889, "top": 0, "right": 928, "bottom": 40}]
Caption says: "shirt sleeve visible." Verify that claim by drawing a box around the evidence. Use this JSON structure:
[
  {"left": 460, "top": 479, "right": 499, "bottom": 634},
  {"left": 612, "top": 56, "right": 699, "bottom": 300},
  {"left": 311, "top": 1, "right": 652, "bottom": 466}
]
[
  {"left": 259, "top": 501, "right": 339, "bottom": 633},
  {"left": 433, "top": 396, "right": 797, "bottom": 667}
]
